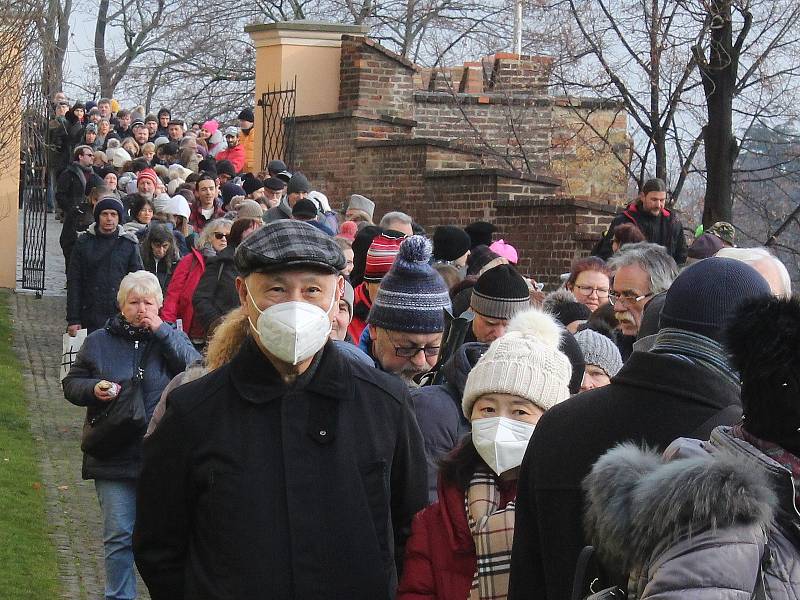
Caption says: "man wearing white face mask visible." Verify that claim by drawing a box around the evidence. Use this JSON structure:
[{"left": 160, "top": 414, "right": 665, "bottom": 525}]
[
  {"left": 397, "top": 308, "right": 571, "bottom": 600},
  {"left": 134, "top": 220, "right": 428, "bottom": 600}
]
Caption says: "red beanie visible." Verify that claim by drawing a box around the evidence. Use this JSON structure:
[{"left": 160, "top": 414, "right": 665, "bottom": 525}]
[
  {"left": 364, "top": 234, "right": 403, "bottom": 282},
  {"left": 137, "top": 168, "right": 158, "bottom": 189}
]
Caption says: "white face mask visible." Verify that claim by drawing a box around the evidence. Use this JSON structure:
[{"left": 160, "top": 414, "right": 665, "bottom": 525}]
[
  {"left": 246, "top": 281, "right": 338, "bottom": 365},
  {"left": 472, "top": 416, "right": 536, "bottom": 475}
]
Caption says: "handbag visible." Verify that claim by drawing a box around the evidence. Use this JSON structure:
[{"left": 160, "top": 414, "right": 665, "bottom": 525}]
[
  {"left": 60, "top": 329, "right": 87, "bottom": 381},
  {"left": 80, "top": 342, "right": 153, "bottom": 458}
]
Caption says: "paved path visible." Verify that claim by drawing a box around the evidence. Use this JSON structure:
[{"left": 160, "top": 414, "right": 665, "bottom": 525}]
[{"left": 12, "top": 213, "right": 150, "bottom": 598}]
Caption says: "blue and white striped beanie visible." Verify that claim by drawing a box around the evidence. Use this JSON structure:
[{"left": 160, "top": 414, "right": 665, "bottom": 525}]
[{"left": 368, "top": 235, "right": 452, "bottom": 333}]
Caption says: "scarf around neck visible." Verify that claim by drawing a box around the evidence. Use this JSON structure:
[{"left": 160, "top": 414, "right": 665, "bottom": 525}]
[
  {"left": 465, "top": 467, "right": 516, "bottom": 600},
  {"left": 650, "top": 327, "right": 739, "bottom": 387},
  {"left": 111, "top": 314, "right": 153, "bottom": 341}
]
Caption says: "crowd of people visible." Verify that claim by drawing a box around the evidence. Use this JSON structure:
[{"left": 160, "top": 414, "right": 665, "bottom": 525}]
[{"left": 54, "top": 91, "right": 800, "bottom": 600}]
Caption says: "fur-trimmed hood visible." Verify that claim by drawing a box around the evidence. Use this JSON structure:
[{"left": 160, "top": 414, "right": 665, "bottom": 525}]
[{"left": 583, "top": 432, "right": 778, "bottom": 574}]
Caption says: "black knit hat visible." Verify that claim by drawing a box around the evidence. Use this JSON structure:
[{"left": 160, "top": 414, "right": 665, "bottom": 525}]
[
  {"left": 660, "top": 257, "right": 772, "bottom": 342},
  {"left": 559, "top": 330, "right": 586, "bottom": 395},
  {"left": 238, "top": 108, "right": 254, "bottom": 122},
  {"left": 464, "top": 221, "right": 495, "bottom": 249},
  {"left": 216, "top": 160, "right": 236, "bottom": 178},
  {"left": 543, "top": 289, "right": 592, "bottom": 327},
  {"left": 433, "top": 225, "right": 471, "bottom": 262},
  {"left": 93, "top": 197, "right": 124, "bottom": 223},
  {"left": 242, "top": 176, "right": 265, "bottom": 196},
  {"left": 292, "top": 198, "right": 318, "bottom": 220},
  {"left": 287, "top": 172, "right": 311, "bottom": 194},
  {"left": 470, "top": 264, "right": 531, "bottom": 319}
]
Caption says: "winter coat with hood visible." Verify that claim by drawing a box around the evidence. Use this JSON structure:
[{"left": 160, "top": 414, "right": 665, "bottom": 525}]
[
  {"left": 191, "top": 244, "right": 239, "bottom": 335},
  {"left": 410, "top": 342, "right": 487, "bottom": 503},
  {"left": 133, "top": 336, "right": 428, "bottom": 600},
  {"left": 67, "top": 224, "right": 144, "bottom": 331},
  {"left": 161, "top": 247, "right": 208, "bottom": 339},
  {"left": 584, "top": 426, "right": 800, "bottom": 599},
  {"left": 349, "top": 282, "right": 372, "bottom": 343},
  {"left": 63, "top": 315, "right": 199, "bottom": 480},
  {"left": 508, "top": 349, "right": 744, "bottom": 600},
  {"left": 593, "top": 202, "right": 688, "bottom": 264}
]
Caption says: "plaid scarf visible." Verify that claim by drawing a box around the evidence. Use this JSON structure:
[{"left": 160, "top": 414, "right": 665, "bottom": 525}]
[
  {"left": 465, "top": 467, "right": 516, "bottom": 600},
  {"left": 732, "top": 424, "right": 800, "bottom": 506}
]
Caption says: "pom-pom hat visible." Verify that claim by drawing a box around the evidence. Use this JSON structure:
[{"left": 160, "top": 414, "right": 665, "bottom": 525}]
[
  {"left": 462, "top": 308, "right": 572, "bottom": 417},
  {"left": 368, "top": 236, "right": 452, "bottom": 333}
]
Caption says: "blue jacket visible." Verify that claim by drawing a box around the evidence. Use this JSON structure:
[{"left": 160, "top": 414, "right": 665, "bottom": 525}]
[
  {"left": 410, "top": 342, "right": 488, "bottom": 502},
  {"left": 63, "top": 315, "right": 201, "bottom": 480}
]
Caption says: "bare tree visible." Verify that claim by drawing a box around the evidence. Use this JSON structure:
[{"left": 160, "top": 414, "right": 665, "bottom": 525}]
[
  {"left": 39, "top": 0, "right": 71, "bottom": 99},
  {"left": 529, "top": 0, "right": 800, "bottom": 224}
]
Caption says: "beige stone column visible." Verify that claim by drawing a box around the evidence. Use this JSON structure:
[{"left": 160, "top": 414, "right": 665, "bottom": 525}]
[
  {"left": 0, "top": 41, "right": 21, "bottom": 289},
  {"left": 245, "top": 21, "right": 367, "bottom": 171}
]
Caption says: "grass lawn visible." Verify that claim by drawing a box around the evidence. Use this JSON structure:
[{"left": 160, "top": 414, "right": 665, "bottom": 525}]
[{"left": 0, "top": 291, "right": 60, "bottom": 598}]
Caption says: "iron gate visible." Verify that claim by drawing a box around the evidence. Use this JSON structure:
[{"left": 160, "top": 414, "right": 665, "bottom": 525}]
[
  {"left": 258, "top": 77, "right": 296, "bottom": 171},
  {"left": 18, "top": 79, "right": 48, "bottom": 297}
]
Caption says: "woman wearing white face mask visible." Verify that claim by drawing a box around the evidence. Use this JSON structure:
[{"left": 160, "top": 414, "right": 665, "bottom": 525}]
[{"left": 398, "top": 308, "right": 572, "bottom": 600}]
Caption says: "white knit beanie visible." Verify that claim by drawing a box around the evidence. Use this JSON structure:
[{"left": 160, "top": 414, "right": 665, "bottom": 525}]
[{"left": 462, "top": 308, "right": 572, "bottom": 418}]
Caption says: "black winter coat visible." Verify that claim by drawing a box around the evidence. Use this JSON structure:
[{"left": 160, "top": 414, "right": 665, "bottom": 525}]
[
  {"left": 55, "top": 162, "right": 90, "bottom": 213},
  {"left": 507, "top": 350, "right": 743, "bottom": 600},
  {"left": 593, "top": 203, "right": 688, "bottom": 264},
  {"left": 62, "top": 316, "right": 200, "bottom": 480},
  {"left": 191, "top": 244, "right": 239, "bottom": 334},
  {"left": 410, "top": 342, "right": 487, "bottom": 503},
  {"left": 133, "top": 338, "right": 428, "bottom": 600},
  {"left": 47, "top": 116, "right": 70, "bottom": 174},
  {"left": 66, "top": 226, "right": 144, "bottom": 331}
]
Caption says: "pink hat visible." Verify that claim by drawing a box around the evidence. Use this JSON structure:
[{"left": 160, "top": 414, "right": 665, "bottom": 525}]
[
  {"left": 202, "top": 120, "right": 219, "bottom": 135},
  {"left": 337, "top": 220, "right": 357, "bottom": 242},
  {"left": 489, "top": 239, "right": 518, "bottom": 264}
]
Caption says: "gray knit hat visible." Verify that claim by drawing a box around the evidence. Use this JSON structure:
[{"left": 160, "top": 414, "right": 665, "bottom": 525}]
[
  {"left": 347, "top": 194, "right": 375, "bottom": 220},
  {"left": 574, "top": 329, "right": 623, "bottom": 378}
]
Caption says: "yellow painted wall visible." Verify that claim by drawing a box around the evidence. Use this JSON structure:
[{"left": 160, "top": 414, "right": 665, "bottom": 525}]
[
  {"left": 246, "top": 21, "right": 367, "bottom": 171},
  {"left": 0, "top": 45, "right": 21, "bottom": 289}
]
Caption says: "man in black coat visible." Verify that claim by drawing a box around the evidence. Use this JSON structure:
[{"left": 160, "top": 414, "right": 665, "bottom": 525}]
[
  {"left": 66, "top": 197, "right": 143, "bottom": 335},
  {"left": 508, "top": 257, "right": 773, "bottom": 600},
  {"left": 56, "top": 145, "right": 95, "bottom": 231},
  {"left": 134, "top": 220, "right": 428, "bottom": 600},
  {"left": 593, "top": 178, "right": 688, "bottom": 264}
]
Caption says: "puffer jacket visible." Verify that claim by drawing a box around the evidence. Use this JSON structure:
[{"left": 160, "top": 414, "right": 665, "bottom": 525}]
[
  {"left": 161, "top": 248, "right": 207, "bottom": 339},
  {"left": 63, "top": 315, "right": 201, "bottom": 480},
  {"left": 584, "top": 426, "right": 800, "bottom": 599},
  {"left": 410, "top": 342, "right": 488, "bottom": 503}
]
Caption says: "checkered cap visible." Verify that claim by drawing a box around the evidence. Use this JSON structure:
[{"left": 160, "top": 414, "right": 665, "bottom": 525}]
[{"left": 235, "top": 220, "right": 345, "bottom": 275}]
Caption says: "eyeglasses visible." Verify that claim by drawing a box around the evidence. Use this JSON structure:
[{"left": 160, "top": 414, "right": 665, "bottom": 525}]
[
  {"left": 386, "top": 332, "right": 440, "bottom": 358},
  {"left": 574, "top": 285, "right": 609, "bottom": 297},
  {"left": 82, "top": 153, "right": 94, "bottom": 158},
  {"left": 213, "top": 232, "right": 229, "bottom": 241},
  {"left": 608, "top": 291, "right": 653, "bottom": 306}
]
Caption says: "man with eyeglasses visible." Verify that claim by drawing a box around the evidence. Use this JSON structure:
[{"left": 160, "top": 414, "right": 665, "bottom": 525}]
[
  {"left": 607, "top": 242, "right": 678, "bottom": 342},
  {"left": 366, "top": 236, "right": 452, "bottom": 387},
  {"left": 509, "top": 256, "right": 772, "bottom": 600},
  {"left": 56, "top": 145, "right": 96, "bottom": 239}
]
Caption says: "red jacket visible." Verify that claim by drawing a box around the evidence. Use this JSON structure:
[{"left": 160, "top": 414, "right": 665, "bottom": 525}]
[
  {"left": 162, "top": 248, "right": 206, "bottom": 339},
  {"left": 216, "top": 144, "right": 246, "bottom": 174},
  {"left": 397, "top": 475, "right": 517, "bottom": 600},
  {"left": 348, "top": 282, "right": 372, "bottom": 343}
]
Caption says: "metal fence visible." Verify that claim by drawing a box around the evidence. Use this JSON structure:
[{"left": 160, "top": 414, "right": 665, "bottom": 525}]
[
  {"left": 18, "top": 79, "right": 48, "bottom": 296},
  {"left": 258, "top": 78, "right": 297, "bottom": 170}
]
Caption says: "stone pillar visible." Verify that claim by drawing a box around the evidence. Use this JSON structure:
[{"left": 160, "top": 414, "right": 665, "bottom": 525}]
[
  {"left": 0, "top": 42, "right": 21, "bottom": 289},
  {"left": 245, "top": 20, "right": 367, "bottom": 171}
]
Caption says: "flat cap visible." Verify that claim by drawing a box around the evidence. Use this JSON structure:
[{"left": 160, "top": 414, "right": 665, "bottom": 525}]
[{"left": 235, "top": 220, "right": 345, "bottom": 276}]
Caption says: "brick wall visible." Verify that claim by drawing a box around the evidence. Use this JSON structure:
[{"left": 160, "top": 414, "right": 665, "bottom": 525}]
[
  {"left": 494, "top": 196, "right": 616, "bottom": 285},
  {"left": 413, "top": 92, "right": 552, "bottom": 172},
  {"left": 338, "top": 36, "right": 415, "bottom": 120}
]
